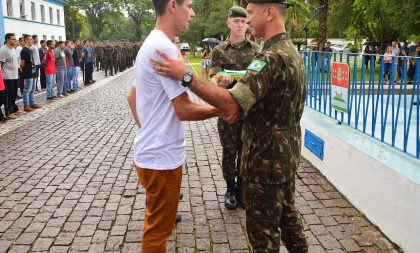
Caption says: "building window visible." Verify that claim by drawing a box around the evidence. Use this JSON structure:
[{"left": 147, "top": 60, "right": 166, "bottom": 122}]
[
  {"left": 49, "top": 7, "right": 53, "bottom": 23},
  {"left": 57, "top": 10, "right": 60, "bottom": 25},
  {"left": 31, "top": 2, "right": 36, "bottom": 20},
  {"left": 20, "top": 0, "right": 26, "bottom": 19},
  {"left": 41, "top": 5, "right": 45, "bottom": 22},
  {"left": 51, "top": 36, "right": 55, "bottom": 42},
  {"left": 6, "top": 0, "right": 13, "bottom": 16},
  {"left": 43, "top": 35, "right": 47, "bottom": 41}
]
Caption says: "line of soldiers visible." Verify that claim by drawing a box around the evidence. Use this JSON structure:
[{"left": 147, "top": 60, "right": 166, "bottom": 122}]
[{"left": 84, "top": 41, "right": 142, "bottom": 77}]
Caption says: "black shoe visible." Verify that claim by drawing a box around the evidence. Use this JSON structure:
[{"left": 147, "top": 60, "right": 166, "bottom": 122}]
[
  {"left": 0, "top": 117, "right": 6, "bottom": 122},
  {"left": 179, "top": 193, "right": 183, "bottom": 200},
  {"left": 224, "top": 188, "right": 237, "bottom": 210},
  {"left": 175, "top": 213, "right": 182, "bottom": 223}
]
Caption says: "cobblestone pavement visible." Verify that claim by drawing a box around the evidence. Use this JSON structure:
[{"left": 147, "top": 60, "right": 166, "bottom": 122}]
[{"left": 0, "top": 69, "right": 402, "bottom": 253}]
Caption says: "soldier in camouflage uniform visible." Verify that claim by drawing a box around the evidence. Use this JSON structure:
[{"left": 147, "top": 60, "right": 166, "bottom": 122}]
[
  {"left": 151, "top": 0, "right": 308, "bottom": 252},
  {"left": 103, "top": 43, "right": 114, "bottom": 76},
  {"left": 209, "top": 6, "right": 259, "bottom": 210}
]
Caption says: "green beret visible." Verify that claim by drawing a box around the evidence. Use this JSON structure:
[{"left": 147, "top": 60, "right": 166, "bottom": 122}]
[
  {"left": 247, "top": 0, "right": 293, "bottom": 8},
  {"left": 229, "top": 6, "right": 248, "bottom": 18}
]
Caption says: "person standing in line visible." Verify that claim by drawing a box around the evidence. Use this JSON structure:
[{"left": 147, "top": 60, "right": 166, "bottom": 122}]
[
  {"left": 55, "top": 41, "right": 67, "bottom": 98},
  {"left": 72, "top": 39, "right": 81, "bottom": 92},
  {"left": 20, "top": 35, "right": 41, "bottom": 112},
  {"left": 0, "top": 63, "right": 7, "bottom": 121},
  {"left": 64, "top": 41, "right": 76, "bottom": 93},
  {"left": 31, "top": 35, "right": 42, "bottom": 92},
  {"left": 209, "top": 6, "right": 260, "bottom": 210},
  {"left": 81, "top": 40, "right": 95, "bottom": 85},
  {"left": 39, "top": 40, "right": 47, "bottom": 91},
  {"left": 150, "top": 0, "right": 309, "bottom": 252},
  {"left": 127, "top": 0, "right": 224, "bottom": 252},
  {"left": 0, "top": 33, "right": 24, "bottom": 120},
  {"left": 16, "top": 37, "right": 25, "bottom": 97},
  {"left": 44, "top": 40, "right": 57, "bottom": 100}
]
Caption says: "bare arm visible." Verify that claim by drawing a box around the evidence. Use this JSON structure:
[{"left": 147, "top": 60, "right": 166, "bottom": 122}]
[
  {"left": 127, "top": 86, "right": 141, "bottom": 128},
  {"left": 151, "top": 49, "right": 241, "bottom": 123},
  {"left": 172, "top": 92, "right": 222, "bottom": 121}
]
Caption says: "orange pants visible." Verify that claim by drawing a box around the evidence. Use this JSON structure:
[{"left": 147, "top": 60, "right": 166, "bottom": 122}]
[{"left": 136, "top": 166, "right": 182, "bottom": 253}]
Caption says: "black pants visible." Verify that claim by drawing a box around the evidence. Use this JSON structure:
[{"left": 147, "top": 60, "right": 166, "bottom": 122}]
[
  {"left": 85, "top": 62, "right": 93, "bottom": 82},
  {"left": 0, "top": 90, "right": 5, "bottom": 118},
  {"left": 40, "top": 66, "right": 46, "bottom": 89},
  {"left": 4, "top": 79, "right": 19, "bottom": 114}
]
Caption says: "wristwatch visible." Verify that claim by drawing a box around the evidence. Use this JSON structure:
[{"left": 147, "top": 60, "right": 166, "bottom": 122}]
[{"left": 181, "top": 72, "right": 194, "bottom": 87}]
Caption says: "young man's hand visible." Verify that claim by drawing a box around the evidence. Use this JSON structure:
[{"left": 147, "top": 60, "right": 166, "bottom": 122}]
[{"left": 151, "top": 49, "right": 188, "bottom": 81}]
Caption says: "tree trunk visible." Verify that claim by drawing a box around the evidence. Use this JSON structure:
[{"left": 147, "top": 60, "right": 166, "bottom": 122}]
[{"left": 318, "top": 0, "right": 328, "bottom": 51}]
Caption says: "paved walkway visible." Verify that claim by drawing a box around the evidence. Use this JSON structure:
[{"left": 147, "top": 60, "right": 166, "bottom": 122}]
[{"left": 0, "top": 69, "right": 402, "bottom": 252}]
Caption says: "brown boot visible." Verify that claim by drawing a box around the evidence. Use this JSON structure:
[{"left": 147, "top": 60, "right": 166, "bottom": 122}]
[
  {"left": 24, "top": 106, "right": 34, "bottom": 112},
  {"left": 5, "top": 114, "right": 17, "bottom": 120},
  {"left": 30, "top": 104, "right": 42, "bottom": 109},
  {"left": 14, "top": 110, "right": 26, "bottom": 115}
]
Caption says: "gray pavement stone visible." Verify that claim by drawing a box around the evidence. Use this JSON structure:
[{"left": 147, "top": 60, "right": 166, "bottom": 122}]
[{"left": 0, "top": 68, "right": 403, "bottom": 253}]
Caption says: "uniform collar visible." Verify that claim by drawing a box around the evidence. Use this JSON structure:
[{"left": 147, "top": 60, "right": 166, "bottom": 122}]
[
  {"left": 223, "top": 37, "right": 252, "bottom": 50},
  {"left": 263, "top": 33, "right": 289, "bottom": 50}
]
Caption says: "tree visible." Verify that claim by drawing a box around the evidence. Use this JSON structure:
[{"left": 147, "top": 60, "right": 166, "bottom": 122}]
[
  {"left": 64, "top": 4, "right": 90, "bottom": 39},
  {"left": 121, "top": 0, "right": 154, "bottom": 40},
  {"left": 317, "top": 0, "right": 329, "bottom": 51},
  {"left": 67, "top": 0, "right": 118, "bottom": 39}
]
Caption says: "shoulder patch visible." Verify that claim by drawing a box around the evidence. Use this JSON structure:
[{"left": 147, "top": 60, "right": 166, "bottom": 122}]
[{"left": 247, "top": 59, "right": 267, "bottom": 73}]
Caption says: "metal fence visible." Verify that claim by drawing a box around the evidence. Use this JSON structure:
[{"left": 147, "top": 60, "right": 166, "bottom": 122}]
[{"left": 301, "top": 51, "right": 420, "bottom": 159}]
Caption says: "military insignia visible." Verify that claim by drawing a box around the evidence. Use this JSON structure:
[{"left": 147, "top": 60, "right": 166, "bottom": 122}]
[{"left": 247, "top": 60, "right": 267, "bottom": 73}]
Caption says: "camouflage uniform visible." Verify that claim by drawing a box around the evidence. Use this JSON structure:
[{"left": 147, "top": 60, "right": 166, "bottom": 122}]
[
  {"left": 103, "top": 44, "right": 114, "bottom": 76},
  {"left": 229, "top": 33, "right": 308, "bottom": 252},
  {"left": 210, "top": 39, "right": 259, "bottom": 183}
]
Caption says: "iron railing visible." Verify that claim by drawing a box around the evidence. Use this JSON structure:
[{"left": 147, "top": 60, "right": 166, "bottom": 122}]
[{"left": 301, "top": 51, "right": 420, "bottom": 159}]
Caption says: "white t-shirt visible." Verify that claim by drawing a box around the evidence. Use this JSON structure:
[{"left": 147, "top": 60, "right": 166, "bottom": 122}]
[
  {"left": 133, "top": 29, "right": 188, "bottom": 170},
  {"left": 31, "top": 45, "right": 41, "bottom": 66},
  {"left": 16, "top": 46, "right": 22, "bottom": 61},
  {"left": 0, "top": 46, "right": 19, "bottom": 80}
]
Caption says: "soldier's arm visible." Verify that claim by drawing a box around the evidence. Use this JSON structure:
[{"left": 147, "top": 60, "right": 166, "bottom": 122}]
[{"left": 151, "top": 49, "right": 241, "bottom": 123}]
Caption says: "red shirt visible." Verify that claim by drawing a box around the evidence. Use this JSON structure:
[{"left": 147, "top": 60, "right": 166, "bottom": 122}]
[
  {"left": 0, "top": 66, "right": 4, "bottom": 91},
  {"left": 44, "top": 49, "right": 56, "bottom": 74}
]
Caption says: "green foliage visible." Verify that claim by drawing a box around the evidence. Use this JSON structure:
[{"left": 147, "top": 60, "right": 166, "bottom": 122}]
[
  {"left": 65, "top": 4, "right": 90, "bottom": 39},
  {"left": 121, "top": 0, "right": 154, "bottom": 40}
]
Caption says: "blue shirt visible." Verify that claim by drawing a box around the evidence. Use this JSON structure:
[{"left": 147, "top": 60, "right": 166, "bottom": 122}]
[{"left": 82, "top": 46, "right": 94, "bottom": 63}]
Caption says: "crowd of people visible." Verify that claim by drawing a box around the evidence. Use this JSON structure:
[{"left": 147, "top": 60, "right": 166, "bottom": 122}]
[{"left": 0, "top": 33, "right": 140, "bottom": 122}]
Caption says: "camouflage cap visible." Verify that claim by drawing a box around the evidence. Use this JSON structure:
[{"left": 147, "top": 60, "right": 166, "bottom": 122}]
[
  {"left": 229, "top": 6, "right": 248, "bottom": 18},
  {"left": 246, "top": 0, "right": 293, "bottom": 8},
  {"left": 246, "top": 27, "right": 252, "bottom": 34}
]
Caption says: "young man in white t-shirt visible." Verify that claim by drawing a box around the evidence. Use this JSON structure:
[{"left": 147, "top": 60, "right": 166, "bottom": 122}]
[{"left": 127, "top": 0, "right": 223, "bottom": 252}]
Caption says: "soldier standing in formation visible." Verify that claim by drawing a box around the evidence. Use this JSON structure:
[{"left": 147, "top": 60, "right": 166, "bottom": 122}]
[
  {"left": 89, "top": 41, "right": 140, "bottom": 77},
  {"left": 151, "top": 0, "right": 309, "bottom": 252},
  {"left": 209, "top": 6, "right": 259, "bottom": 210}
]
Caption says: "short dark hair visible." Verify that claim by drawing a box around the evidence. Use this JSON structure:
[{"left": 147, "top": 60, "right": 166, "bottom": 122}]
[
  {"left": 23, "top": 34, "right": 32, "bottom": 41},
  {"left": 40, "top": 40, "right": 46, "bottom": 44},
  {"left": 58, "top": 41, "right": 65, "bottom": 46},
  {"left": 32, "top": 35, "right": 38, "bottom": 39},
  {"left": 5, "top": 33, "right": 15, "bottom": 42},
  {"left": 73, "top": 39, "right": 79, "bottom": 43},
  {"left": 47, "top": 40, "right": 53, "bottom": 47},
  {"left": 153, "top": 0, "right": 184, "bottom": 16}
]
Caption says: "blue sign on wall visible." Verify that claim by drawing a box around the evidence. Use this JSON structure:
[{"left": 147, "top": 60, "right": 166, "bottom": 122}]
[{"left": 304, "top": 130, "right": 325, "bottom": 160}]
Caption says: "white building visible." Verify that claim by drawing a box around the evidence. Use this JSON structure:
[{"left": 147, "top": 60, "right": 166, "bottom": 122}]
[{"left": 0, "top": 0, "right": 66, "bottom": 45}]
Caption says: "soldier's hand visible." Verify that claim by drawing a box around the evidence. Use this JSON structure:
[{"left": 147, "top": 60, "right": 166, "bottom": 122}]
[
  {"left": 151, "top": 49, "right": 188, "bottom": 81},
  {"left": 217, "top": 75, "right": 233, "bottom": 88}
]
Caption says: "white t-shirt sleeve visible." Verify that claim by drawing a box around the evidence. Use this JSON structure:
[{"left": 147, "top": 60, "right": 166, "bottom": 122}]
[
  {"left": 0, "top": 49, "right": 5, "bottom": 63},
  {"left": 156, "top": 47, "right": 187, "bottom": 101}
]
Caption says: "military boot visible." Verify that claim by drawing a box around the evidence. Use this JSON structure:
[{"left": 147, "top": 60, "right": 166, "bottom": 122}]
[
  {"left": 105, "top": 69, "right": 108, "bottom": 77},
  {"left": 224, "top": 180, "right": 237, "bottom": 210},
  {"left": 110, "top": 68, "right": 114, "bottom": 76},
  {"left": 236, "top": 177, "right": 244, "bottom": 208}
]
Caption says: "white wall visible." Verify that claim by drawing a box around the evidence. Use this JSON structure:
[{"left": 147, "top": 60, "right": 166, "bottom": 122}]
[
  {"left": 2, "top": 0, "right": 65, "bottom": 40},
  {"left": 301, "top": 107, "right": 420, "bottom": 253}
]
